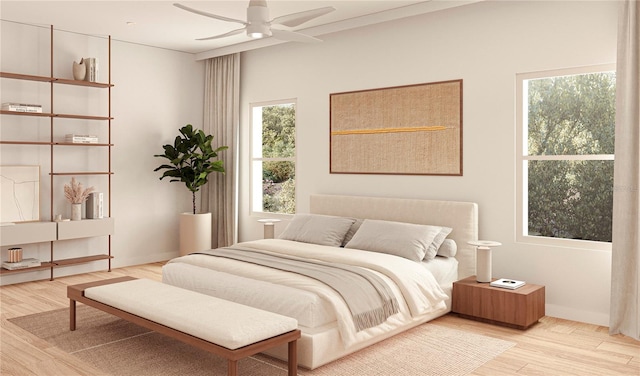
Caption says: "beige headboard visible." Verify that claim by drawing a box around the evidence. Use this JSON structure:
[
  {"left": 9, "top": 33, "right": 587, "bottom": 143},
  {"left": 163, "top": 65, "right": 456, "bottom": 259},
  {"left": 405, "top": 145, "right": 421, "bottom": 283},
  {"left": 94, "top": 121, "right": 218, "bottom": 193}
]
[{"left": 310, "top": 194, "right": 478, "bottom": 280}]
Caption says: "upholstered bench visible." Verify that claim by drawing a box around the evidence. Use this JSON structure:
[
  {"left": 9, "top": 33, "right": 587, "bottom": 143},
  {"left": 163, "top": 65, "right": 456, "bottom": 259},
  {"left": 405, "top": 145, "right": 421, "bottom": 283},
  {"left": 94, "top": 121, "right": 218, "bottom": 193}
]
[{"left": 67, "top": 276, "right": 301, "bottom": 376}]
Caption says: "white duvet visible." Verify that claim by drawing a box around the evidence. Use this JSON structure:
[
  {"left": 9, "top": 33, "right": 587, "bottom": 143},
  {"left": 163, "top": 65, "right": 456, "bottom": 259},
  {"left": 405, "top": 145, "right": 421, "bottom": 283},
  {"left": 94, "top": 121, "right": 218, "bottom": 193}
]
[{"left": 163, "top": 239, "right": 448, "bottom": 347}]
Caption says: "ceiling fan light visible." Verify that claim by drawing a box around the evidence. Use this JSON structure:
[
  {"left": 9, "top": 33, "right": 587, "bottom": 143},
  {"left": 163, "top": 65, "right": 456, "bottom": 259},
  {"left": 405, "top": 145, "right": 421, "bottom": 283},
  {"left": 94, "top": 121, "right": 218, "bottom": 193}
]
[{"left": 246, "top": 23, "right": 271, "bottom": 38}]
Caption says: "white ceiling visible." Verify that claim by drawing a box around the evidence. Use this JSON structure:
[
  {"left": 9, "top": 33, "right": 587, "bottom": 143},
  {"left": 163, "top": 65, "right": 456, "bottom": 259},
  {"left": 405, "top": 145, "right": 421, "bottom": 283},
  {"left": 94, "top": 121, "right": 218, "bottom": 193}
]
[{"left": 1, "top": 1, "right": 481, "bottom": 59}]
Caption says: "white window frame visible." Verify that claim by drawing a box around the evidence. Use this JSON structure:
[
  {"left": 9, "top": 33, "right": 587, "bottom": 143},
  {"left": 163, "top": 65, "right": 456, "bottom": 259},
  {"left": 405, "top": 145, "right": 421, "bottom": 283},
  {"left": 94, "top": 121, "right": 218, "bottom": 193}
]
[
  {"left": 249, "top": 99, "right": 297, "bottom": 217},
  {"left": 515, "top": 64, "right": 615, "bottom": 251}
]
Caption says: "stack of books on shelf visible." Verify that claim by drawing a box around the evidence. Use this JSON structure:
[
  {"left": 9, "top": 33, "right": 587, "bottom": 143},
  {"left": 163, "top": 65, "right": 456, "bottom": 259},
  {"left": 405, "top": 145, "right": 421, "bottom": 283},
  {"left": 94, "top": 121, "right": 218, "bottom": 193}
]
[
  {"left": 65, "top": 134, "right": 99, "bottom": 144},
  {"left": 84, "top": 57, "right": 99, "bottom": 82},
  {"left": 2, "top": 102, "right": 43, "bottom": 113},
  {"left": 2, "top": 258, "right": 41, "bottom": 270}
]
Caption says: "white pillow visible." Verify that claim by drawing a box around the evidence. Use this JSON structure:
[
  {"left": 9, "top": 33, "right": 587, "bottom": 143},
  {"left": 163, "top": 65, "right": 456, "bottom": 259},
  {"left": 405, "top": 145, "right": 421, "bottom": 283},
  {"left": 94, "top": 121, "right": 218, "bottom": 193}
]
[
  {"left": 344, "top": 219, "right": 445, "bottom": 262},
  {"left": 427, "top": 227, "right": 453, "bottom": 259},
  {"left": 436, "top": 239, "right": 457, "bottom": 258},
  {"left": 278, "top": 214, "right": 355, "bottom": 247}
]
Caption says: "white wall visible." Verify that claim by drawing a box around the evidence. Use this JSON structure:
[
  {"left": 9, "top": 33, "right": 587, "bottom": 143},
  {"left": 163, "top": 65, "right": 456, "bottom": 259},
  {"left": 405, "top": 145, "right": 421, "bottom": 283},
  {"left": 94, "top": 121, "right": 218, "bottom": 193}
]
[
  {"left": 0, "top": 21, "right": 202, "bottom": 284},
  {"left": 238, "top": 1, "right": 618, "bottom": 326}
]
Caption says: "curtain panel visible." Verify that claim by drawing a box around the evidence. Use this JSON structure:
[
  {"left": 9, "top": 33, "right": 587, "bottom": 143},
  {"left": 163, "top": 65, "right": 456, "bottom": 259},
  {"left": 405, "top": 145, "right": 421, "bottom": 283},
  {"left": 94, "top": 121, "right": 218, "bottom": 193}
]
[
  {"left": 610, "top": 0, "right": 640, "bottom": 340},
  {"left": 201, "top": 54, "right": 240, "bottom": 247}
]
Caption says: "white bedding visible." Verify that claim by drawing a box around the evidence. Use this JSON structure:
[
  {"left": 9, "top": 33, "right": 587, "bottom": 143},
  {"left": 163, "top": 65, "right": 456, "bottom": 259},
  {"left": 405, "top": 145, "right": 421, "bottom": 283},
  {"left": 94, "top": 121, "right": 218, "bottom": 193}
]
[
  {"left": 163, "top": 239, "right": 449, "bottom": 348},
  {"left": 163, "top": 195, "right": 478, "bottom": 369}
]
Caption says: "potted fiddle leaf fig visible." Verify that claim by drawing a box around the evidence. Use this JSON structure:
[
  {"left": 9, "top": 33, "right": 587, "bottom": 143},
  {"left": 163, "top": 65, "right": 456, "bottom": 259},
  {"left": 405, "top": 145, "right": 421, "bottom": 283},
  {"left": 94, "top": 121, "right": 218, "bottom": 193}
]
[{"left": 154, "top": 124, "right": 227, "bottom": 255}]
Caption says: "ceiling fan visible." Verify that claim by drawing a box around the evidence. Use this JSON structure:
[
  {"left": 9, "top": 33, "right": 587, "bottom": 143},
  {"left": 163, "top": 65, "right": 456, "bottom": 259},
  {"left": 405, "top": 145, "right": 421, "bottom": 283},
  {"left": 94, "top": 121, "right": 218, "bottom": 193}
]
[{"left": 174, "top": 1, "right": 336, "bottom": 43}]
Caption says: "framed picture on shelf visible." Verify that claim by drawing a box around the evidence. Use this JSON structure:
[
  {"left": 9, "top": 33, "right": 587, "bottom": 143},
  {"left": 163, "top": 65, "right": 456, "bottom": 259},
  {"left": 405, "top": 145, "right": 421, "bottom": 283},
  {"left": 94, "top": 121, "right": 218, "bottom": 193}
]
[{"left": 0, "top": 165, "right": 40, "bottom": 223}]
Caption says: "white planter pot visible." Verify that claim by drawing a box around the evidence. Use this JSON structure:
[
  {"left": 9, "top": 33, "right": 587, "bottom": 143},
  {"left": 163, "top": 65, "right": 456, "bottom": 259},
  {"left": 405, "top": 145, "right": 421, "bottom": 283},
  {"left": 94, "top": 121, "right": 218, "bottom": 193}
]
[{"left": 179, "top": 212, "right": 212, "bottom": 256}]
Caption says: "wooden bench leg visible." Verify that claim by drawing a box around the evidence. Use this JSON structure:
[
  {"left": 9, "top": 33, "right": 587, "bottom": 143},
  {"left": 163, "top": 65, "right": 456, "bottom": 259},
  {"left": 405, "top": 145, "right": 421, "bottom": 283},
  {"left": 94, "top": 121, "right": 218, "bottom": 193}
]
[
  {"left": 228, "top": 359, "right": 238, "bottom": 376},
  {"left": 70, "top": 299, "right": 76, "bottom": 331},
  {"left": 288, "top": 339, "right": 298, "bottom": 376}
]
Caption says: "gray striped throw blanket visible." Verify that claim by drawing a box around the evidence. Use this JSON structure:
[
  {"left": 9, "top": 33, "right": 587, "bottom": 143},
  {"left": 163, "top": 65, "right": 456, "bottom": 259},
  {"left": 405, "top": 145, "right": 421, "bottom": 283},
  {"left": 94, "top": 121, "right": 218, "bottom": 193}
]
[{"left": 196, "top": 247, "right": 400, "bottom": 331}]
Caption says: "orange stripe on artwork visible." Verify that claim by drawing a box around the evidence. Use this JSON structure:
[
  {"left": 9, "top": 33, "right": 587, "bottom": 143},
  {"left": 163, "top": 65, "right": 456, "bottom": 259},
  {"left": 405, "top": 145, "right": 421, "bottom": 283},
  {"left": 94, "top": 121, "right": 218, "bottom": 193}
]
[{"left": 331, "top": 126, "right": 447, "bottom": 136}]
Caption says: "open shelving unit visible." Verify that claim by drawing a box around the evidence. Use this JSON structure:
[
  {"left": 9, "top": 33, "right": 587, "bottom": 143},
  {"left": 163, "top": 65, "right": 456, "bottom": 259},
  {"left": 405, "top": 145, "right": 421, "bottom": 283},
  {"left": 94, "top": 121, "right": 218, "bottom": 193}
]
[{"left": 0, "top": 25, "right": 114, "bottom": 281}]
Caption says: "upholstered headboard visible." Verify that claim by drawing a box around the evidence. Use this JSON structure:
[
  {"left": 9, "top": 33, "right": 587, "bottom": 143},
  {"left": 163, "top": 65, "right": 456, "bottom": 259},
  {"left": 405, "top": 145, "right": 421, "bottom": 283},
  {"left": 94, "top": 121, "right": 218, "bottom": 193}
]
[{"left": 309, "top": 194, "right": 478, "bottom": 280}]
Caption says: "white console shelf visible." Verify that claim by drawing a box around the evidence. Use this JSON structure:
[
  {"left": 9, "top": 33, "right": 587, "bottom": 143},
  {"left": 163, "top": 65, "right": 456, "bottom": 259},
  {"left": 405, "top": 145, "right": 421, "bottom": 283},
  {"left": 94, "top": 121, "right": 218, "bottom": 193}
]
[
  {"left": 0, "top": 222, "right": 57, "bottom": 245},
  {"left": 0, "top": 219, "right": 114, "bottom": 277}
]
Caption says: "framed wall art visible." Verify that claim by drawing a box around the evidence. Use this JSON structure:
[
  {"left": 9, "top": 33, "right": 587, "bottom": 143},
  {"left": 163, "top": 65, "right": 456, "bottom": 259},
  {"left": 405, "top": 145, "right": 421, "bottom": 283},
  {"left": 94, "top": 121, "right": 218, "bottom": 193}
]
[
  {"left": 0, "top": 165, "right": 40, "bottom": 223},
  {"left": 330, "top": 79, "right": 463, "bottom": 175}
]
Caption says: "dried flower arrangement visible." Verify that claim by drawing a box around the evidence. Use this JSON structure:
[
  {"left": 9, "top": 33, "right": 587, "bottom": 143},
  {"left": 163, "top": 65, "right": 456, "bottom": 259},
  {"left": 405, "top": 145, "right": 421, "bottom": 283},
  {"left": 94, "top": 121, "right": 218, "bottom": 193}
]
[{"left": 64, "top": 177, "right": 95, "bottom": 204}]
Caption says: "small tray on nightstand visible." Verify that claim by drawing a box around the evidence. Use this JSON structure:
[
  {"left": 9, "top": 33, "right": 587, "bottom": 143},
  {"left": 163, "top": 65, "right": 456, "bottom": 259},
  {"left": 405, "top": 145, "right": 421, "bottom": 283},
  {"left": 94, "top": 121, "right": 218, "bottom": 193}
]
[{"left": 451, "top": 275, "right": 545, "bottom": 329}]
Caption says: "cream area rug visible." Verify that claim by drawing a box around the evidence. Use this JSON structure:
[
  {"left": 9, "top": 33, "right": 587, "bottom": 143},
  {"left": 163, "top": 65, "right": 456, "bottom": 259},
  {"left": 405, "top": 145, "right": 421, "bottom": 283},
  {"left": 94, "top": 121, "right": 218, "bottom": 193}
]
[{"left": 9, "top": 305, "right": 515, "bottom": 376}]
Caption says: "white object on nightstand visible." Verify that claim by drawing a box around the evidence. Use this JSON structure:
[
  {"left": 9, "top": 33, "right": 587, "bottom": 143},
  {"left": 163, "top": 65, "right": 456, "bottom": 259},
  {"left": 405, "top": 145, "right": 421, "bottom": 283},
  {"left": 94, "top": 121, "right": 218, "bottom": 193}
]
[
  {"left": 257, "top": 219, "right": 281, "bottom": 239},
  {"left": 468, "top": 240, "right": 501, "bottom": 283}
]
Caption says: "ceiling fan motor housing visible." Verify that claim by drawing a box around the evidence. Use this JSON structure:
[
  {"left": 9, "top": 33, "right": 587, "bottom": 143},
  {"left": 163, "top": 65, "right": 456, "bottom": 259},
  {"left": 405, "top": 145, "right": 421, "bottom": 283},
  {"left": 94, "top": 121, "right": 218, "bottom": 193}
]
[{"left": 246, "top": 0, "right": 271, "bottom": 38}]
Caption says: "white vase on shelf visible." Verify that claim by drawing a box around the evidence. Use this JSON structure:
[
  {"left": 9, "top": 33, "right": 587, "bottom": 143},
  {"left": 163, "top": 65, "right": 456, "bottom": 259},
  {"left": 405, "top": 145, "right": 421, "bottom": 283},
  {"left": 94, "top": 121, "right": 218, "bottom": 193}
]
[
  {"left": 71, "top": 203, "right": 82, "bottom": 221},
  {"left": 72, "top": 59, "right": 86, "bottom": 80}
]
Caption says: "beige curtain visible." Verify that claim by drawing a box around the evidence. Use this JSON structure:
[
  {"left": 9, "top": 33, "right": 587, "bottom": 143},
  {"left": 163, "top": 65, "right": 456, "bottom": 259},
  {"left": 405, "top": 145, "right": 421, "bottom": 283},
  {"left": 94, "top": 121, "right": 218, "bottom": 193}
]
[
  {"left": 610, "top": 0, "right": 639, "bottom": 340},
  {"left": 201, "top": 54, "right": 240, "bottom": 247}
]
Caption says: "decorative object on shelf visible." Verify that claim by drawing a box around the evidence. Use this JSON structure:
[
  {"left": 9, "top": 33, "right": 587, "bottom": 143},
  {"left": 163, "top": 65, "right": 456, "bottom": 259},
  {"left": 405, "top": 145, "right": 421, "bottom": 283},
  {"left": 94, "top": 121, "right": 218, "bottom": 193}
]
[
  {"left": 63, "top": 177, "right": 94, "bottom": 221},
  {"left": 257, "top": 218, "right": 281, "bottom": 239},
  {"left": 7, "top": 247, "right": 23, "bottom": 263},
  {"left": 71, "top": 204, "right": 82, "bottom": 221},
  {"left": 467, "top": 240, "right": 502, "bottom": 283},
  {"left": 72, "top": 58, "right": 86, "bottom": 80},
  {"left": 83, "top": 57, "right": 98, "bottom": 82},
  {"left": 154, "top": 124, "right": 228, "bottom": 256},
  {"left": 0, "top": 165, "right": 40, "bottom": 223},
  {"left": 2, "top": 102, "right": 43, "bottom": 113},
  {"left": 65, "top": 134, "right": 98, "bottom": 144},
  {"left": 2, "top": 258, "right": 41, "bottom": 270},
  {"left": 87, "top": 192, "right": 104, "bottom": 219}
]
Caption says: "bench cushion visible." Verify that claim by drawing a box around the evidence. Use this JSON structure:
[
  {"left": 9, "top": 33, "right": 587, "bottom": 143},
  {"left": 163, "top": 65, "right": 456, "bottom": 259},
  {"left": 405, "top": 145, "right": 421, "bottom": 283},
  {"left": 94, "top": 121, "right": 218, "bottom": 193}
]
[{"left": 84, "top": 278, "right": 298, "bottom": 350}]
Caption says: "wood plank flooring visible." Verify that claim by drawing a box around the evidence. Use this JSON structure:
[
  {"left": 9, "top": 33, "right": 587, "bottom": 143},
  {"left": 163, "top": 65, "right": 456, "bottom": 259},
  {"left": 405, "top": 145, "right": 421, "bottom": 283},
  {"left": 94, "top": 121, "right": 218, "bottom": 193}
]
[{"left": 1, "top": 262, "right": 638, "bottom": 375}]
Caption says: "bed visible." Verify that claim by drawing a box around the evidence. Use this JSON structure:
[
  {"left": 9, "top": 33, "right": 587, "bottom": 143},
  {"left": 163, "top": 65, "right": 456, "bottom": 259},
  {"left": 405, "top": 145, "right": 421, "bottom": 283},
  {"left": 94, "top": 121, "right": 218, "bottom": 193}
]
[{"left": 162, "top": 194, "right": 478, "bottom": 369}]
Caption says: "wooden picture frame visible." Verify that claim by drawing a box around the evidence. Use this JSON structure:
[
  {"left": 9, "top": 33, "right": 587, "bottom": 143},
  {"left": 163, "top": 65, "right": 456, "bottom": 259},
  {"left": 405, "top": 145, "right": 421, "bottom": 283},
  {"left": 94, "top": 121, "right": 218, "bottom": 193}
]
[
  {"left": 0, "top": 165, "right": 40, "bottom": 223},
  {"left": 330, "top": 79, "right": 463, "bottom": 175}
]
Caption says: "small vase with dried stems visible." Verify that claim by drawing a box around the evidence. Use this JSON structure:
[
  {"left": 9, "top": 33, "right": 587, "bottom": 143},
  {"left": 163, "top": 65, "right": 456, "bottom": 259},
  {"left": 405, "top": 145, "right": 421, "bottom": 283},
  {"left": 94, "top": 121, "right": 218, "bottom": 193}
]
[{"left": 64, "top": 177, "right": 94, "bottom": 221}]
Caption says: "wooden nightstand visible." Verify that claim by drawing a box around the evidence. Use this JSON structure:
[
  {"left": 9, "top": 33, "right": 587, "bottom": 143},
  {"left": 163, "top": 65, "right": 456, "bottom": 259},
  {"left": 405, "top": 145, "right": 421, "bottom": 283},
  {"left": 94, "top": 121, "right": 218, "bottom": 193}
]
[{"left": 452, "top": 275, "right": 545, "bottom": 329}]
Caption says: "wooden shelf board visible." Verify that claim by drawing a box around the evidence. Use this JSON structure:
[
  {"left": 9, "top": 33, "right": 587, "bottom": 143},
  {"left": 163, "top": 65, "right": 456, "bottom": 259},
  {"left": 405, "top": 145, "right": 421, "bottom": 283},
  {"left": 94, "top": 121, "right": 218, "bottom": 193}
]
[
  {"left": 53, "top": 254, "right": 113, "bottom": 267},
  {"left": 55, "top": 113, "right": 113, "bottom": 120},
  {"left": 0, "top": 72, "right": 52, "bottom": 82},
  {"left": 1, "top": 111, "right": 111, "bottom": 120},
  {"left": 54, "top": 142, "right": 114, "bottom": 147},
  {"left": 1, "top": 72, "right": 112, "bottom": 87},
  {"left": 50, "top": 172, "right": 113, "bottom": 176},
  {"left": 54, "top": 78, "right": 113, "bottom": 88},
  {"left": 0, "top": 110, "right": 52, "bottom": 117},
  {"left": 0, "top": 141, "right": 52, "bottom": 146},
  {"left": 0, "top": 262, "right": 55, "bottom": 275}
]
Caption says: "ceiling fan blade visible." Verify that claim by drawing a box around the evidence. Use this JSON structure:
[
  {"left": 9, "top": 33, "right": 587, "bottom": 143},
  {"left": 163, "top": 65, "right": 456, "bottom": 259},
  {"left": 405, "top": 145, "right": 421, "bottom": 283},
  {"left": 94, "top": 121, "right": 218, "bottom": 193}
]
[
  {"left": 196, "top": 28, "right": 246, "bottom": 41},
  {"left": 271, "top": 6, "right": 335, "bottom": 27},
  {"left": 174, "top": 3, "right": 247, "bottom": 25},
  {"left": 271, "top": 29, "right": 322, "bottom": 43}
]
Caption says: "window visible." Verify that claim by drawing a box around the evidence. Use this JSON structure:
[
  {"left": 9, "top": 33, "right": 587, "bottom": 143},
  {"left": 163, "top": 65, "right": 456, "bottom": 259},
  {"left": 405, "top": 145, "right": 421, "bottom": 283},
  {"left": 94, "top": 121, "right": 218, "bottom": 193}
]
[
  {"left": 516, "top": 65, "right": 615, "bottom": 248},
  {"left": 250, "top": 100, "right": 296, "bottom": 215}
]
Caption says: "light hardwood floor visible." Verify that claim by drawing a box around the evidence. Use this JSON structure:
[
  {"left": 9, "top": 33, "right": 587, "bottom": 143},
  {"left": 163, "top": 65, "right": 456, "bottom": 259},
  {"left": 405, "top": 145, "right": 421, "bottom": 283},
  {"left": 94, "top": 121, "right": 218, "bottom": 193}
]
[{"left": 1, "top": 263, "right": 638, "bottom": 375}]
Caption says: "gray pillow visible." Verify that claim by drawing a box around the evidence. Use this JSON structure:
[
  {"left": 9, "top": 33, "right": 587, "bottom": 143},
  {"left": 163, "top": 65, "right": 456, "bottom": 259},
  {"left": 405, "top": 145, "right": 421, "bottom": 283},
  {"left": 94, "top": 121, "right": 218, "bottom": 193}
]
[
  {"left": 344, "top": 219, "right": 445, "bottom": 262},
  {"left": 436, "top": 239, "right": 457, "bottom": 258},
  {"left": 341, "top": 218, "right": 363, "bottom": 247},
  {"left": 278, "top": 214, "right": 355, "bottom": 247}
]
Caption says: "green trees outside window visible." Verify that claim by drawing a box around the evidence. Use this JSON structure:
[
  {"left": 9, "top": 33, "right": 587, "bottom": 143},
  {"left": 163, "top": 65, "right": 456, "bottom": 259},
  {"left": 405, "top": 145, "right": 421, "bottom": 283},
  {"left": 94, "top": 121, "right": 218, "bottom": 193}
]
[
  {"left": 524, "top": 71, "right": 616, "bottom": 242},
  {"left": 253, "top": 103, "right": 296, "bottom": 214}
]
